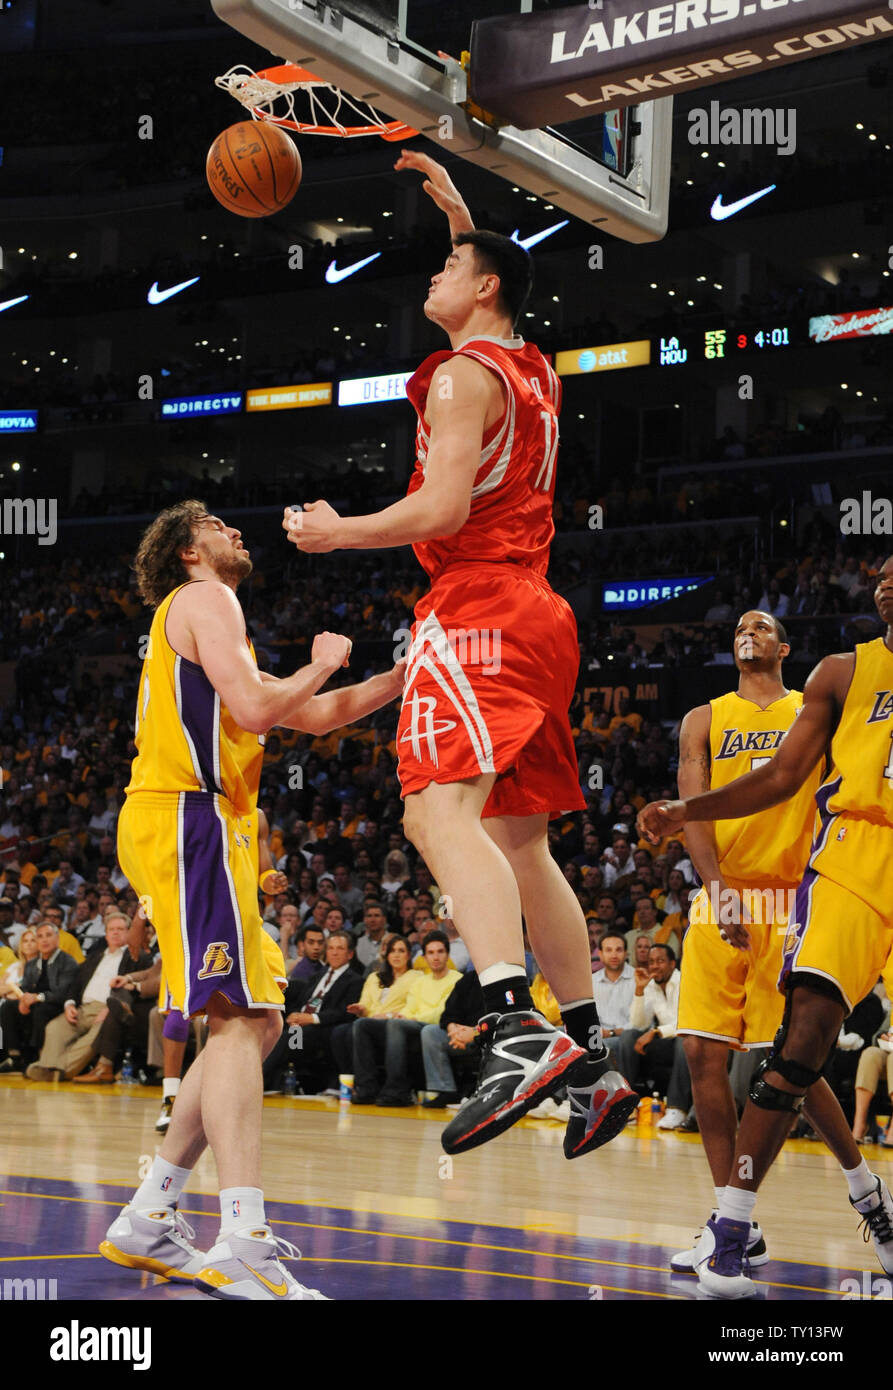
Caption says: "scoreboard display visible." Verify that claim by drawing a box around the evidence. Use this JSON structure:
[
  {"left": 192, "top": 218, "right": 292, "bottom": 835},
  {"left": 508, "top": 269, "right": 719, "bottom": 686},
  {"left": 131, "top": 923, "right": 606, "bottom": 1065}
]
[{"left": 655, "top": 324, "right": 795, "bottom": 365}]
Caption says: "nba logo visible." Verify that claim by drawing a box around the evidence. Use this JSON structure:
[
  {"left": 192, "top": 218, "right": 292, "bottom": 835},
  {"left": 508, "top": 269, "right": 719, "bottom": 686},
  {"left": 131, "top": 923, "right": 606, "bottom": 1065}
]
[
  {"left": 505, "top": 990, "right": 515, "bottom": 1006},
  {"left": 232, "top": 1199, "right": 241, "bottom": 1218},
  {"left": 161, "top": 1176, "right": 172, "bottom": 1192}
]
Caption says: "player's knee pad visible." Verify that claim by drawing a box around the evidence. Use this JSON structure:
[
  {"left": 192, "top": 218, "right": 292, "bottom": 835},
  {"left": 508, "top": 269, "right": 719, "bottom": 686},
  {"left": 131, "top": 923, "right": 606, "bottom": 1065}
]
[{"left": 749, "top": 1050, "right": 821, "bottom": 1110}]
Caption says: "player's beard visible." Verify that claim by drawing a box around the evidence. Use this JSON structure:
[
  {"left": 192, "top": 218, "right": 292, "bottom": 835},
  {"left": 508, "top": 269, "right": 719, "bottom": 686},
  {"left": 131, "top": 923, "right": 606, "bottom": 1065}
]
[{"left": 211, "top": 549, "right": 253, "bottom": 587}]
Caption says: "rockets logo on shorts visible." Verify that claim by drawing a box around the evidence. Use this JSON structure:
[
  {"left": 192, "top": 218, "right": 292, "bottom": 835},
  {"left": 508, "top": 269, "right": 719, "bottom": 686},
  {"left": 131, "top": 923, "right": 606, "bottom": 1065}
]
[
  {"left": 197, "top": 942, "right": 235, "bottom": 979},
  {"left": 399, "top": 688, "right": 458, "bottom": 765}
]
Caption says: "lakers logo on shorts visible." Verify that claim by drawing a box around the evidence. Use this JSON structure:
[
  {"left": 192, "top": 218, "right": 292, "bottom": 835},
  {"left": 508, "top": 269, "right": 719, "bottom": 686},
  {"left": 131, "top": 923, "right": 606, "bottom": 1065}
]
[
  {"left": 783, "top": 920, "right": 801, "bottom": 958},
  {"left": 197, "top": 942, "right": 235, "bottom": 979}
]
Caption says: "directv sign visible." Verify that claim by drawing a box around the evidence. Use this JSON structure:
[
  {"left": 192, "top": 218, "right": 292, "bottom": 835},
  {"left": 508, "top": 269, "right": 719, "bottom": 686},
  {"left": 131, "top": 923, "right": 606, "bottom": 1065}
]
[
  {"left": 0, "top": 410, "right": 37, "bottom": 433},
  {"left": 338, "top": 372, "right": 414, "bottom": 407},
  {"left": 160, "top": 393, "right": 243, "bottom": 418},
  {"left": 603, "top": 575, "right": 712, "bottom": 611}
]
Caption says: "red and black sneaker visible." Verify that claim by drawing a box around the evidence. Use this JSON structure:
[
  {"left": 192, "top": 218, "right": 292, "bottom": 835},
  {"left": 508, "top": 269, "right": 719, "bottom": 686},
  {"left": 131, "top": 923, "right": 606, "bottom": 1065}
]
[
  {"left": 563, "top": 1053, "right": 639, "bottom": 1159},
  {"left": 441, "top": 1011, "right": 585, "bottom": 1155}
]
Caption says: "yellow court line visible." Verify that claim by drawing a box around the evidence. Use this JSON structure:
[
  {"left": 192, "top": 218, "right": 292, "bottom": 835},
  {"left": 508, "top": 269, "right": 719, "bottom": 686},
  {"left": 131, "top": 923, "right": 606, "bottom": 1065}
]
[
  {"left": 0, "top": 1176, "right": 874, "bottom": 1274},
  {"left": 0, "top": 1188, "right": 853, "bottom": 1293},
  {"left": 0, "top": 1253, "right": 100, "bottom": 1262}
]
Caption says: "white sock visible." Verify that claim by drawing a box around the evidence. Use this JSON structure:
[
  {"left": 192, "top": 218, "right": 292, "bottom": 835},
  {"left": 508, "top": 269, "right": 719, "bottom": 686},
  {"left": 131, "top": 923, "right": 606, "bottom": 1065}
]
[
  {"left": 218, "top": 1186, "right": 266, "bottom": 1237},
  {"left": 479, "top": 962, "right": 526, "bottom": 986},
  {"left": 132, "top": 1155, "right": 192, "bottom": 1210},
  {"left": 162, "top": 1077, "right": 180, "bottom": 1101},
  {"left": 717, "top": 1187, "right": 758, "bottom": 1224},
  {"left": 842, "top": 1159, "right": 876, "bottom": 1202},
  {"left": 714, "top": 1186, "right": 726, "bottom": 1211}
]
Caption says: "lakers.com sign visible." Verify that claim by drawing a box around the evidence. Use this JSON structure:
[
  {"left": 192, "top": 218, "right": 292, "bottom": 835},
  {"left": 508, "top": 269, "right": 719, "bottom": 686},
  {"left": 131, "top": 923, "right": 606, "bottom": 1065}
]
[{"left": 469, "top": 0, "right": 893, "bottom": 126}]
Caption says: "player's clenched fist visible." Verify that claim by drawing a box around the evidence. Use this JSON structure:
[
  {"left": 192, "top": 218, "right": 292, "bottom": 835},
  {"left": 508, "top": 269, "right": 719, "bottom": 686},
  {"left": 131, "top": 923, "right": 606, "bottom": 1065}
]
[
  {"left": 637, "top": 797, "right": 687, "bottom": 844},
  {"left": 282, "top": 500, "right": 342, "bottom": 552},
  {"left": 312, "top": 631, "right": 352, "bottom": 669}
]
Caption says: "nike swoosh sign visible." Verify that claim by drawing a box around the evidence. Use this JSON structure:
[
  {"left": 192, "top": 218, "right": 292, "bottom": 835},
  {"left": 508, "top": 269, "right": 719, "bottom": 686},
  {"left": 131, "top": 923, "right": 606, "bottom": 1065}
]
[
  {"left": 0, "top": 295, "right": 29, "bottom": 313},
  {"left": 710, "top": 186, "right": 776, "bottom": 221},
  {"left": 244, "top": 1262, "right": 289, "bottom": 1297},
  {"left": 147, "top": 276, "right": 200, "bottom": 305},
  {"left": 325, "top": 253, "right": 381, "bottom": 284},
  {"left": 511, "top": 220, "right": 569, "bottom": 250}
]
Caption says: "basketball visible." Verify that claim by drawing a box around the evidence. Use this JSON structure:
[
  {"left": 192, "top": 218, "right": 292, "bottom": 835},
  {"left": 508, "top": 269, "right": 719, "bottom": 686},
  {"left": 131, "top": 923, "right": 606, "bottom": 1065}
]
[{"left": 206, "top": 120, "right": 302, "bottom": 218}]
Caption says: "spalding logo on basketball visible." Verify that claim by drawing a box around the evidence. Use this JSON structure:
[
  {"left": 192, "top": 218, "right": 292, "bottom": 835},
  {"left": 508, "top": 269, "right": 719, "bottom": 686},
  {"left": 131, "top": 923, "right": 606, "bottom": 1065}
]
[{"left": 206, "top": 120, "right": 302, "bottom": 218}]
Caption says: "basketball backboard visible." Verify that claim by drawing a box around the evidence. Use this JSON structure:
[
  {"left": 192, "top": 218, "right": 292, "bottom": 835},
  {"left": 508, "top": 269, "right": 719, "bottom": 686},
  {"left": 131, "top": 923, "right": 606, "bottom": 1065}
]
[{"left": 211, "top": 0, "right": 672, "bottom": 241}]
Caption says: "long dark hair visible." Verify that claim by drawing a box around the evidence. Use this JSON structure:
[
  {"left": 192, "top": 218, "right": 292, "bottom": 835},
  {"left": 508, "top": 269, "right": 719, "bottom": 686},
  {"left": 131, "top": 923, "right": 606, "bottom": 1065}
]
[
  {"left": 377, "top": 933, "right": 411, "bottom": 988},
  {"left": 132, "top": 499, "right": 210, "bottom": 608}
]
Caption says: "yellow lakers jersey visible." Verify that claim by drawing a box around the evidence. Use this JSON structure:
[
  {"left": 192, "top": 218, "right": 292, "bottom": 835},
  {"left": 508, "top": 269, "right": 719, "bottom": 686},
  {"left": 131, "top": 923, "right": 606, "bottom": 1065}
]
[
  {"left": 125, "top": 583, "right": 264, "bottom": 816},
  {"left": 709, "top": 689, "right": 821, "bottom": 884},
  {"left": 821, "top": 637, "right": 893, "bottom": 827}
]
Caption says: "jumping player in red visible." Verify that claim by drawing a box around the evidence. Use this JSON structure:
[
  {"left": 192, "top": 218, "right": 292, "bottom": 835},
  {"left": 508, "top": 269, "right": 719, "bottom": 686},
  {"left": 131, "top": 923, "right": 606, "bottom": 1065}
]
[{"left": 283, "top": 151, "right": 636, "bottom": 1157}]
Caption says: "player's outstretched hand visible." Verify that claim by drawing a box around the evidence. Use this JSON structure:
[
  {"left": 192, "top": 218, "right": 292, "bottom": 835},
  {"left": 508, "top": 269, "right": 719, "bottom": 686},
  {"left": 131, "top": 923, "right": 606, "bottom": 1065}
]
[
  {"left": 283, "top": 500, "right": 342, "bottom": 553},
  {"left": 393, "top": 149, "right": 475, "bottom": 233},
  {"left": 637, "top": 797, "right": 686, "bottom": 844},
  {"left": 312, "top": 631, "right": 352, "bottom": 670}
]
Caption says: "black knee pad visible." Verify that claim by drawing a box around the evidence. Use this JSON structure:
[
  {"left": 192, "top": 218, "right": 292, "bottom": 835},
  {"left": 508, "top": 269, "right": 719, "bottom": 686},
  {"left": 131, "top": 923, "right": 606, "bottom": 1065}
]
[{"left": 749, "top": 1066, "right": 806, "bottom": 1113}]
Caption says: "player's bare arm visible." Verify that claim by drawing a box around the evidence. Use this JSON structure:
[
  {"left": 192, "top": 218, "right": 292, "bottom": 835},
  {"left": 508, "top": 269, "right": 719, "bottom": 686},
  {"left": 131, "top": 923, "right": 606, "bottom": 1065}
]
[
  {"left": 282, "top": 355, "right": 499, "bottom": 552},
  {"left": 676, "top": 705, "right": 751, "bottom": 951},
  {"left": 257, "top": 663, "right": 405, "bottom": 734},
  {"left": 638, "top": 653, "right": 855, "bottom": 842},
  {"left": 393, "top": 148, "right": 475, "bottom": 237},
  {"left": 168, "top": 580, "right": 350, "bottom": 734}
]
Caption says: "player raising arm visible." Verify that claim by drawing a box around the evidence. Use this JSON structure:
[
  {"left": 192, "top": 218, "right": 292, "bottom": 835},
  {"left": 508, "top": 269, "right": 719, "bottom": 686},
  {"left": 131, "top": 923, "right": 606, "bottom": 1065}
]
[
  {"left": 638, "top": 559, "right": 893, "bottom": 1298},
  {"left": 282, "top": 154, "right": 638, "bottom": 1162}
]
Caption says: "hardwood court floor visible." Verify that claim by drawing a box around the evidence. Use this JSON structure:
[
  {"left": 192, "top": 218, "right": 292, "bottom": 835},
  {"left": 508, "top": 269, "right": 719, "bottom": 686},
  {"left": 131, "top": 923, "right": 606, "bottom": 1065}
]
[{"left": 2, "top": 1077, "right": 890, "bottom": 1300}]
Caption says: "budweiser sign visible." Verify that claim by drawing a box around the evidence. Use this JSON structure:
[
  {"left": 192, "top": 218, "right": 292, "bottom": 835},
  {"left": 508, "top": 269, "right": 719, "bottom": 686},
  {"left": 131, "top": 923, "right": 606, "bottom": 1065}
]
[{"left": 809, "top": 305, "right": 893, "bottom": 342}]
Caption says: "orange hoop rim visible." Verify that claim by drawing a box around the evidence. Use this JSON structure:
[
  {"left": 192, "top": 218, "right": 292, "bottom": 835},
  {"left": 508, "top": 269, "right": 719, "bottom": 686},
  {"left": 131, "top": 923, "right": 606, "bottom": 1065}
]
[{"left": 221, "top": 62, "right": 418, "bottom": 141}]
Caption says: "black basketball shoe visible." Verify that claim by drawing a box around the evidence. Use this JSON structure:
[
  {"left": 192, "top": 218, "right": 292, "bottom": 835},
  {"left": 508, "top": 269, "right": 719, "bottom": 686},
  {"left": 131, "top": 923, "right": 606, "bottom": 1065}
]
[
  {"left": 563, "top": 1052, "right": 639, "bottom": 1159},
  {"left": 441, "top": 1011, "right": 585, "bottom": 1155}
]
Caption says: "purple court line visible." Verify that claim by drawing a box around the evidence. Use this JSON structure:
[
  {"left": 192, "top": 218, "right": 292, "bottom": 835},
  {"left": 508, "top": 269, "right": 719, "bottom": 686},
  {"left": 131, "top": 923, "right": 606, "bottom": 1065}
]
[{"left": 0, "top": 1175, "right": 871, "bottom": 1300}]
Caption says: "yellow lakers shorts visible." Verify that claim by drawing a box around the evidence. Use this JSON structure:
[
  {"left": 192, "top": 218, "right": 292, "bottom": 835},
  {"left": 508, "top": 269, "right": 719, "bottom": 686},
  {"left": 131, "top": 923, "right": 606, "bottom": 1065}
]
[
  {"left": 157, "top": 934, "right": 286, "bottom": 1013},
  {"left": 118, "top": 791, "right": 285, "bottom": 1017},
  {"left": 781, "top": 863, "right": 893, "bottom": 1014},
  {"left": 678, "top": 881, "right": 798, "bottom": 1049}
]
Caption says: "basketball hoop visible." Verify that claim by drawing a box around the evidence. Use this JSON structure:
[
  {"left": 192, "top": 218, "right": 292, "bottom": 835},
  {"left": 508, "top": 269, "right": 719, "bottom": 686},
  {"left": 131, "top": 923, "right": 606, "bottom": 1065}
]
[{"left": 215, "top": 63, "right": 418, "bottom": 141}]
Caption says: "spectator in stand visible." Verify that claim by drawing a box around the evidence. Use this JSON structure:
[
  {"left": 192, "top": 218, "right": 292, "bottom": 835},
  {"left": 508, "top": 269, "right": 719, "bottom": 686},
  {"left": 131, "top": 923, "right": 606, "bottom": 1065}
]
[
  {"left": 0, "top": 922, "right": 79, "bottom": 1072},
  {"left": 1, "top": 926, "right": 39, "bottom": 997},
  {"left": 616, "top": 944, "right": 690, "bottom": 1130},
  {"left": 332, "top": 863, "right": 364, "bottom": 921},
  {"left": 69, "top": 919, "right": 156, "bottom": 1084},
  {"left": 626, "top": 896, "right": 680, "bottom": 958},
  {"left": 330, "top": 934, "right": 415, "bottom": 1073},
  {"left": 288, "top": 924, "right": 327, "bottom": 982},
  {"left": 657, "top": 868, "right": 687, "bottom": 916},
  {"left": 351, "top": 932, "right": 461, "bottom": 1106},
  {"left": 265, "top": 930, "right": 362, "bottom": 1094},
  {"left": 277, "top": 902, "right": 302, "bottom": 960},
  {"left": 381, "top": 851, "right": 410, "bottom": 894},
  {"left": 51, "top": 860, "right": 85, "bottom": 906},
  {"left": 419, "top": 968, "right": 485, "bottom": 1106},
  {"left": 25, "top": 913, "right": 146, "bottom": 1081},
  {"left": 592, "top": 932, "right": 635, "bottom": 1053},
  {"left": 0, "top": 897, "right": 21, "bottom": 951},
  {"left": 354, "top": 902, "right": 390, "bottom": 971},
  {"left": 601, "top": 831, "right": 637, "bottom": 889}
]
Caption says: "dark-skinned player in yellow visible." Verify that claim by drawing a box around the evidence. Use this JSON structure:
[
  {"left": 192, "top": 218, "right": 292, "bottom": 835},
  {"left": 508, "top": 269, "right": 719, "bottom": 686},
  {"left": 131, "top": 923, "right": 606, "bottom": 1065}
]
[{"left": 639, "top": 557, "right": 893, "bottom": 1298}]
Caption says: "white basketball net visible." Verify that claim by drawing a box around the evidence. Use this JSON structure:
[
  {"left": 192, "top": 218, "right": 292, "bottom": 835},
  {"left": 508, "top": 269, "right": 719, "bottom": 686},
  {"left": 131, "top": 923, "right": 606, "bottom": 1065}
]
[{"left": 214, "top": 63, "right": 410, "bottom": 138}]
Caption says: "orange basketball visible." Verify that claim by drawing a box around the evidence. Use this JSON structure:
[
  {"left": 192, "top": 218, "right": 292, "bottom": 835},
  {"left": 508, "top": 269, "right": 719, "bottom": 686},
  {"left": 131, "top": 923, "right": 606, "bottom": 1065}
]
[{"left": 206, "top": 120, "right": 302, "bottom": 218}]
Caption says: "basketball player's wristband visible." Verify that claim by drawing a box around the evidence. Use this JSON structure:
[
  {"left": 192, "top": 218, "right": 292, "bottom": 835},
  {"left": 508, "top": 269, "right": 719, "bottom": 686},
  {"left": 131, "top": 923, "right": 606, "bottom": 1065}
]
[{"left": 259, "top": 869, "right": 279, "bottom": 893}]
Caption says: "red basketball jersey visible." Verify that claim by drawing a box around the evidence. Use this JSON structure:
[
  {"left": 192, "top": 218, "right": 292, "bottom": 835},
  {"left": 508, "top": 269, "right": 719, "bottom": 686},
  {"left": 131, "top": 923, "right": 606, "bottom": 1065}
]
[{"left": 405, "top": 335, "right": 561, "bottom": 580}]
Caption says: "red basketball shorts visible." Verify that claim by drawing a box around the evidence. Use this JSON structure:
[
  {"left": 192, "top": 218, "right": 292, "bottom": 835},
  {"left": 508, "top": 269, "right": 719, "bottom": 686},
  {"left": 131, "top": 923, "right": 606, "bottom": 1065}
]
[{"left": 396, "top": 562, "right": 586, "bottom": 820}]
